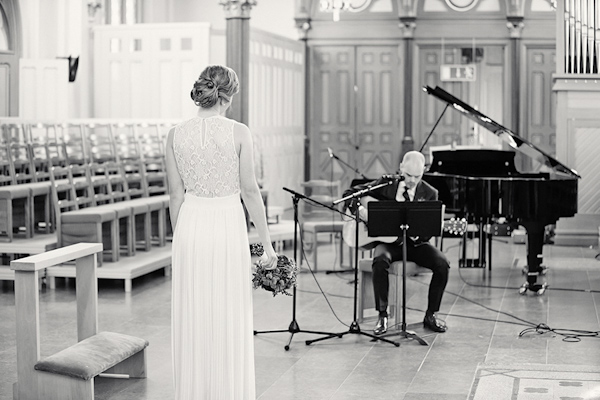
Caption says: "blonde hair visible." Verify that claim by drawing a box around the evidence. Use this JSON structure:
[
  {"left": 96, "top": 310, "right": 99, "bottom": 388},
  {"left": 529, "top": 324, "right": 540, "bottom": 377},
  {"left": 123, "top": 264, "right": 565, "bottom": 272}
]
[{"left": 190, "top": 65, "right": 240, "bottom": 108}]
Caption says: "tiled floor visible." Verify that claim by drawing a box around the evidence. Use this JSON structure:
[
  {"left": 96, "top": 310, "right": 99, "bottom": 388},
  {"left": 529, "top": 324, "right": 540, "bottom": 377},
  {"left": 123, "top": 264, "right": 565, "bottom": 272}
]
[{"left": 1, "top": 227, "right": 599, "bottom": 399}]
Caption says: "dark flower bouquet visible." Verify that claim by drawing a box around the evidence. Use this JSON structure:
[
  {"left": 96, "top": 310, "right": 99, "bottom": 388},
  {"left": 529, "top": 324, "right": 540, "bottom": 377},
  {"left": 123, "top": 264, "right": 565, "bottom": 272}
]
[{"left": 250, "top": 243, "right": 298, "bottom": 297}]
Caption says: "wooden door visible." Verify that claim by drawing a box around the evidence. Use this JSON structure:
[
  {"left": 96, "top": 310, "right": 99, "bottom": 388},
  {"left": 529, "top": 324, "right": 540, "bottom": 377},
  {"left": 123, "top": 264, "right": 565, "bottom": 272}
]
[
  {"left": 310, "top": 46, "right": 356, "bottom": 189},
  {"left": 417, "top": 45, "right": 506, "bottom": 161},
  {"left": 418, "top": 46, "right": 464, "bottom": 152},
  {"left": 309, "top": 45, "right": 400, "bottom": 190},
  {"left": 355, "top": 46, "right": 401, "bottom": 179}
]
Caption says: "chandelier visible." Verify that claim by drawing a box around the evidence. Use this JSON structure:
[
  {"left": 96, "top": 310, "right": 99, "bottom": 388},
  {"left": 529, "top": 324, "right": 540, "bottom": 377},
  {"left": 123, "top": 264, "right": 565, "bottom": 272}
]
[{"left": 319, "top": 0, "right": 373, "bottom": 22}]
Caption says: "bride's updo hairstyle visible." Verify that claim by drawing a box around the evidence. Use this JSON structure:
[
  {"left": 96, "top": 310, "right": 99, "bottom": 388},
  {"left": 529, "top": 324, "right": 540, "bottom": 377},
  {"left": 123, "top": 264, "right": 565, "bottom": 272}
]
[{"left": 190, "top": 65, "right": 240, "bottom": 108}]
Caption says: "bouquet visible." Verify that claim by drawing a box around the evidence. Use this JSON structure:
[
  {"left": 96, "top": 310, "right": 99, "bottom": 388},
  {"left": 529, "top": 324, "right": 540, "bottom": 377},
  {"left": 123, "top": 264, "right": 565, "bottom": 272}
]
[{"left": 250, "top": 243, "right": 298, "bottom": 297}]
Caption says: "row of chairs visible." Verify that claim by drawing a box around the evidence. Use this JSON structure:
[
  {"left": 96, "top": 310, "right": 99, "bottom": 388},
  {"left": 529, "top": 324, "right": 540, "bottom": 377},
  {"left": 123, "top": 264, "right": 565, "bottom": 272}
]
[
  {"left": 0, "top": 120, "right": 175, "bottom": 242},
  {"left": 50, "top": 161, "right": 170, "bottom": 265}
]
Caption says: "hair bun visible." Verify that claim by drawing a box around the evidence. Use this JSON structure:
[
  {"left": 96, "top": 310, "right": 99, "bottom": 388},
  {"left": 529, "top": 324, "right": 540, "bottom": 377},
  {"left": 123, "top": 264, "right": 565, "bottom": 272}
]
[{"left": 206, "top": 80, "right": 215, "bottom": 89}]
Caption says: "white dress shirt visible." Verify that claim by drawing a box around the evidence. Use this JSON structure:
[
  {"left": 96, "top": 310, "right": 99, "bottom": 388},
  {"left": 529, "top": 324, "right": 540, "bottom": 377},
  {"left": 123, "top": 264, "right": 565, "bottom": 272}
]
[{"left": 395, "top": 182, "right": 415, "bottom": 202}]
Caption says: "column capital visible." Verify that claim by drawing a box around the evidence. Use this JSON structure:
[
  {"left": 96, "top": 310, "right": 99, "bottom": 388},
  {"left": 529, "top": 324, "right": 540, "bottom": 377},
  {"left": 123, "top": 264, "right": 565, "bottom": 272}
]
[
  {"left": 399, "top": 17, "right": 416, "bottom": 38},
  {"left": 219, "top": 0, "right": 257, "bottom": 19},
  {"left": 506, "top": 16, "right": 524, "bottom": 38},
  {"left": 295, "top": 17, "right": 311, "bottom": 40}
]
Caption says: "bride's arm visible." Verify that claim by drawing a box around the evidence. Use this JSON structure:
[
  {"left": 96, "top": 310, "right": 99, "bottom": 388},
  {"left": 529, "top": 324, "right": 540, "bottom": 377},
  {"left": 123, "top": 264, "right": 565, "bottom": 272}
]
[
  {"left": 166, "top": 128, "right": 185, "bottom": 231},
  {"left": 235, "top": 123, "right": 277, "bottom": 269}
]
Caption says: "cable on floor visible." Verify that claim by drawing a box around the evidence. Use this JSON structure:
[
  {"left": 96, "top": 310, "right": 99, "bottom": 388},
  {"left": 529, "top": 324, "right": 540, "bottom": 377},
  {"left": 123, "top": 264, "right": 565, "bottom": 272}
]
[
  {"left": 408, "top": 275, "right": 538, "bottom": 328},
  {"left": 446, "top": 235, "right": 600, "bottom": 294},
  {"left": 518, "top": 323, "right": 600, "bottom": 342},
  {"left": 297, "top": 219, "right": 351, "bottom": 328}
]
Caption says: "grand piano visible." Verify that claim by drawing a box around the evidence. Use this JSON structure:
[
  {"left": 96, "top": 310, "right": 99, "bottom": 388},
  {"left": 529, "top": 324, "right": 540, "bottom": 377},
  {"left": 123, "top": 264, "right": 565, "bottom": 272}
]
[{"left": 421, "top": 86, "right": 580, "bottom": 294}]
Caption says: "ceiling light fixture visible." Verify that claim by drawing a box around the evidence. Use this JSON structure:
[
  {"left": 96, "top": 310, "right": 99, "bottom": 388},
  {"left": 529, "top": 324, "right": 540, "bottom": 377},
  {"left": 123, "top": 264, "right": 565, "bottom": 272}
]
[{"left": 319, "top": 0, "right": 373, "bottom": 22}]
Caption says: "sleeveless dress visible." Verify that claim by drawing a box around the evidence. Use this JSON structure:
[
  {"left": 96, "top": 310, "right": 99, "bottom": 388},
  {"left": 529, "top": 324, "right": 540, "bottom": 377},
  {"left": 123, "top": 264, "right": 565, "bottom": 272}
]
[{"left": 171, "top": 115, "right": 255, "bottom": 399}]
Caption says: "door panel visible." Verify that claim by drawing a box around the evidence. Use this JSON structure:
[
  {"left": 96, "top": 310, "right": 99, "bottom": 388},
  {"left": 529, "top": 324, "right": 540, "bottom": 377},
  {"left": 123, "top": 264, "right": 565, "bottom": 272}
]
[
  {"left": 418, "top": 46, "right": 463, "bottom": 151},
  {"left": 417, "top": 45, "right": 506, "bottom": 162},
  {"left": 310, "top": 46, "right": 356, "bottom": 187},
  {"left": 356, "top": 46, "right": 400, "bottom": 179},
  {"left": 310, "top": 45, "right": 400, "bottom": 189}
]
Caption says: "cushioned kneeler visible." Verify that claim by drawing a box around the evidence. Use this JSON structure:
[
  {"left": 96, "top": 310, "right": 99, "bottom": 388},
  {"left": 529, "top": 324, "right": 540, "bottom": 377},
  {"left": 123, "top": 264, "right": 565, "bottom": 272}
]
[{"left": 35, "top": 331, "right": 148, "bottom": 380}]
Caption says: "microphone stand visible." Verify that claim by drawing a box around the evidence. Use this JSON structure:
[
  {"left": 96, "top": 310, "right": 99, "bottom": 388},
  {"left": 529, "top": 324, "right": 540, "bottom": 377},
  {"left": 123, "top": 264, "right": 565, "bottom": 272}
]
[
  {"left": 305, "top": 181, "right": 400, "bottom": 347},
  {"left": 328, "top": 148, "right": 369, "bottom": 179},
  {"left": 325, "top": 148, "right": 369, "bottom": 275},
  {"left": 253, "top": 187, "right": 340, "bottom": 350}
]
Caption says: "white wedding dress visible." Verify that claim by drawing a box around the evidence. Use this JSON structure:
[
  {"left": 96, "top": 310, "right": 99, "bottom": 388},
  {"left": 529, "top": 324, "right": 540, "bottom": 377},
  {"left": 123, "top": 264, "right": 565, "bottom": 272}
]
[{"left": 171, "top": 115, "right": 255, "bottom": 399}]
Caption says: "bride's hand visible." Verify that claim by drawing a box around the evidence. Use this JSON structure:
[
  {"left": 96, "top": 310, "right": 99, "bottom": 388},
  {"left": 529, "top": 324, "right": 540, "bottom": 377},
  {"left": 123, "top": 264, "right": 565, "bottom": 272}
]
[{"left": 260, "top": 247, "right": 278, "bottom": 270}]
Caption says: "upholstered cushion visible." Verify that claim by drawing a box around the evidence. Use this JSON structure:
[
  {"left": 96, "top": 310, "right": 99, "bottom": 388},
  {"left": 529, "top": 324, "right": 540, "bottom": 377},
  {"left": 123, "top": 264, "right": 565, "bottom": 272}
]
[{"left": 35, "top": 331, "right": 148, "bottom": 381}]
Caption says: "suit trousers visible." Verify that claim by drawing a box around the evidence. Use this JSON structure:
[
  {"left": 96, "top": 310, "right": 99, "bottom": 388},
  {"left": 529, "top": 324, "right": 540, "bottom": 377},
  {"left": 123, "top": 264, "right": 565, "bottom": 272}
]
[{"left": 372, "top": 241, "right": 449, "bottom": 317}]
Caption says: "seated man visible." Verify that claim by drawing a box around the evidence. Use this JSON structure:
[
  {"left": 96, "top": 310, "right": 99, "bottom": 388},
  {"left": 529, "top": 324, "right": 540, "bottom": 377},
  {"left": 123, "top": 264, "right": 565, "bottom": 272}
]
[{"left": 344, "top": 151, "right": 450, "bottom": 335}]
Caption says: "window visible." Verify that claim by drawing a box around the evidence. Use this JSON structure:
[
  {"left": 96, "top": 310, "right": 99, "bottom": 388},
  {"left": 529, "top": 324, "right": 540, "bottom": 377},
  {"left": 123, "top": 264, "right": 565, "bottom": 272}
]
[
  {"left": 107, "top": 0, "right": 141, "bottom": 25},
  {"left": 0, "top": 7, "right": 10, "bottom": 51}
]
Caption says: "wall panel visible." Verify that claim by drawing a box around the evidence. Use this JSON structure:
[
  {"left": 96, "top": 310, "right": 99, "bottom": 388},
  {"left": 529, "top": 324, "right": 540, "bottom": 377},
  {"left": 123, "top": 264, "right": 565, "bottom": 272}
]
[
  {"left": 19, "top": 59, "right": 68, "bottom": 119},
  {"left": 249, "top": 28, "right": 305, "bottom": 209}
]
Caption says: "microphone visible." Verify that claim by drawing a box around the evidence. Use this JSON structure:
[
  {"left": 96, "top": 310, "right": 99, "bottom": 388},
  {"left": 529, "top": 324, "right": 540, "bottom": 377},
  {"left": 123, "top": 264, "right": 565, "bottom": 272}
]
[
  {"left": 327, "top": 147, "right": 333, "bottom": 158},
  {"left": 382, "top": 174, "right": 405, "bottom": 181}
]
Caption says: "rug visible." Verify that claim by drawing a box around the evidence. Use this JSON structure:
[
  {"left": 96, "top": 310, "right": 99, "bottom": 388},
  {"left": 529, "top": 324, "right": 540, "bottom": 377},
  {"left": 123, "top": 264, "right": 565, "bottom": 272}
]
[{"left": 469, "top": 363, "right": 600, "bottom": 400}]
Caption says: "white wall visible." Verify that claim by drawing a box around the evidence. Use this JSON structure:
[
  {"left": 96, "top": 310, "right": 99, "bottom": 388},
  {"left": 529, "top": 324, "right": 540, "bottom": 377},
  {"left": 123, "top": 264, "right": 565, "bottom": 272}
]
[
  {"left": 166, "top": 0, "right": 299, "bottom": 40},
  {"left": 17, "top": 0, "right": 91, "bottom": 118}
]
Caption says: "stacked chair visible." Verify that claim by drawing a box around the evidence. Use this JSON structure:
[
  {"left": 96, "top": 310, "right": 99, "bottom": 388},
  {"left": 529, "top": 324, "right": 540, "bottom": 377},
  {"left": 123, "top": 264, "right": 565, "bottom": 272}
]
[
  {"left": 299, "top": 180, "right": 349, "bottom": 271},
  {"left": 0, "top": 122, "right": 52, "bottom": 241}
]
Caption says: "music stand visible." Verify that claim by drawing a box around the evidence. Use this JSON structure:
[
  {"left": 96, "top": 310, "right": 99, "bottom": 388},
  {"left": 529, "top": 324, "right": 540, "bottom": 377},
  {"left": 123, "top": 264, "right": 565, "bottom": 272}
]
[
  {"left": 367, "top": 200, "right": 443, "bottom": 345},
  {"left": 306, "top": 181, "right": 400, "bottom": 348}
]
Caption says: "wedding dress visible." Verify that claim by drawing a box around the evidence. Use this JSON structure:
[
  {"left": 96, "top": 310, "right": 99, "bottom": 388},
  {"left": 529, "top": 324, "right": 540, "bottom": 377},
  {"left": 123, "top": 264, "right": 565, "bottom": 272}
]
[{"left": 171, "top": 115, "right": 255, "bottom": 399}]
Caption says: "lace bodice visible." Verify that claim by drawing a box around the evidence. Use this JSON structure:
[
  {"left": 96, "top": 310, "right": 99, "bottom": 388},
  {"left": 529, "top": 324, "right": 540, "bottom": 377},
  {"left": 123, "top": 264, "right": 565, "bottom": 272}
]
[{"left": 172, "top": 116, "right": 241, "bottom": 197}]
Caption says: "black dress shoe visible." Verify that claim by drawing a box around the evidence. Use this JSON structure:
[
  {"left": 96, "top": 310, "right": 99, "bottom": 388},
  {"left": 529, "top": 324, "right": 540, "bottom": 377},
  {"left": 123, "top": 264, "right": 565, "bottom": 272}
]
[
  {"left": 373, "top": 316, "right": 388, "bottom": 335},
  {"left": 423, "top": 313, "right": 447, "bottom": 333}
]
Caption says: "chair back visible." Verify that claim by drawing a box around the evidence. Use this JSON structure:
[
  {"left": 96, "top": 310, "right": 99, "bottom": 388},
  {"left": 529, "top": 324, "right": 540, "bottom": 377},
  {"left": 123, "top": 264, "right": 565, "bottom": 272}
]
[
  {"left": 299, "top": 180, "right": 342, "bottom": 222},
  {"left": 3, "top": 123, "right": 35, "bottom": 184},
  {"left": 100, "top": 161, "right": 131, "bottom": 202},
  {"left": 61, "top": 123, "right": 89, "bottom": 166},
  {"left": 49, "top": 166, "right": 80, "bottom": 227},
  {"left": 0, "top": 134, "right": 16, "bottom": 186},
  {"left": 133, "top": 124, "right": 168, "bottom": 195},
  {"left": 86, "top": 123, "right": 117, "bottom": 165},
  {"left": 108, "top": 123, "right": 147, "bottom": 198}
]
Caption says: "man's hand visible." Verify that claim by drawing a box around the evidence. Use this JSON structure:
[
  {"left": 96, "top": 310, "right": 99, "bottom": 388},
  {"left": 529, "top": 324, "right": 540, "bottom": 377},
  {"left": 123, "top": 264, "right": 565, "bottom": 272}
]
[{"left": 358, "top": 205, "right": 368, "bottom": 221}]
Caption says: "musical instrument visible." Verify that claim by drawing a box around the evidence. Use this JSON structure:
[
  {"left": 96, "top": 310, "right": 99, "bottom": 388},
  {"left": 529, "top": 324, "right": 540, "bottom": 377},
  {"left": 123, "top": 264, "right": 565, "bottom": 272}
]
[
  {"left": 342, "top": 211, "right": 466, "bottom": 249},
  {"left": 421, "top": 86, "right": 580, "bottom": 294}
]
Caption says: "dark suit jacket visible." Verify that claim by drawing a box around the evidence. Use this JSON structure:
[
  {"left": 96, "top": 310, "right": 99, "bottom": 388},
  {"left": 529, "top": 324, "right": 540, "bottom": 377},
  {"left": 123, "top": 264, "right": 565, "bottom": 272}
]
[{"left": 343, "top": 177, "right": 439, "bottom": 244}]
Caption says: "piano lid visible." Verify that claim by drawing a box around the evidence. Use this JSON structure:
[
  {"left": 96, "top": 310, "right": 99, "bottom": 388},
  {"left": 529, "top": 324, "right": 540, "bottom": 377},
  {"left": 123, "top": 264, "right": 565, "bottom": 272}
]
[{"left": 423, "top": 85, "right": 581, "bottom": 179}]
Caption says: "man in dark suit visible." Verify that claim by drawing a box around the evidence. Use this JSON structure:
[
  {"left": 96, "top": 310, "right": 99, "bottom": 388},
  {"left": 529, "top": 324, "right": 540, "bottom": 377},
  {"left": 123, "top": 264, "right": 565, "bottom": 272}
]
[{"left": 344, "top": 151, "right": 449, "bottom": 335}]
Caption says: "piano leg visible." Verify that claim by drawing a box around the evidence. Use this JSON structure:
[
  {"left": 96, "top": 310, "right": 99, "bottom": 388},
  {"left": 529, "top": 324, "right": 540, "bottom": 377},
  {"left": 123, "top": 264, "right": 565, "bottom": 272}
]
[
  {"left": 459, "top": 218, "right": 488, "bottom": 269},
  {"left": 519, "top": 221, "right": 549, "bottom": 295}
]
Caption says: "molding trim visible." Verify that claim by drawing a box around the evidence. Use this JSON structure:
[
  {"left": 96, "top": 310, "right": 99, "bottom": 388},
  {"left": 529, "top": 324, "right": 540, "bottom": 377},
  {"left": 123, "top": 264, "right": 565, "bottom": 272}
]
[{"left": 218, "top": 0, "right": 256, "bottom": 19}]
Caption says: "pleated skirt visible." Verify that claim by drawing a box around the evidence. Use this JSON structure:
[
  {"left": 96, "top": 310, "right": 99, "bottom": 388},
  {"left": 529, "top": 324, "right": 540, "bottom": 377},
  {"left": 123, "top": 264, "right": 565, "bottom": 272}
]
[{"left": 171, "top": 193, "right": 255, "bottom": 400}]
